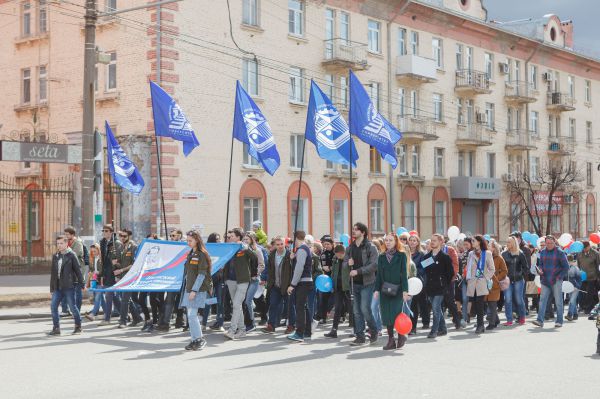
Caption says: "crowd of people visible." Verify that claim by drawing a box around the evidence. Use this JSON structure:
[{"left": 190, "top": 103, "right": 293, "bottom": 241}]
[{"left": 48, "top": 222, "right": 600, "bottom": 354}]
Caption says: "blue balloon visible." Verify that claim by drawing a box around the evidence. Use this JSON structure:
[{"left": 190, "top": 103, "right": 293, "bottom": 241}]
[
  {"left": 529, "top": 234, "right": 540, "bottom": 246},
  {"left": 581, "top": 271, "right": 587, "bottom": 282},
  {"left": 396, "top": 227, "right": 408, "bottom": 235},
  {"left": 570, "top": 241, "right": 584, "bottom": 254},
  {"left": 522, "top": 231, "right": 532, "bottom": 243},
  {"left": 483, "top": 234, "right": 491, "bottom": 241},
  {"left": 340, "top": 234, "right": 350, "bottom": 247},
  {"left": 315, "top": 274, "right": 333, "bottom": 293}
]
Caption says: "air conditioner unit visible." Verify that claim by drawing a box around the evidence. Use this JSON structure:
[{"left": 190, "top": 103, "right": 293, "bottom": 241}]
[
  {"left": 542, "top": 72, "right": 554, "bottom": 82},
  {"left": 476, "top": 112, "right": 488, "bottom": 124},
  {"left": 499, "top": 62, "right": 509, "bottom": 74}
]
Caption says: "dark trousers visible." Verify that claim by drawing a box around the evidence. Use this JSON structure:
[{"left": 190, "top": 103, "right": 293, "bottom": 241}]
[
  {"left": 332, "top": 289, "right": 352, "bottom": 330},
  {"left": 160, "top": 291, "right": 184, "bottom": 326},
  {"left": 443, "top": 282, "right": 461, "bottom": 325},
  {"left": 487, "top": 300, "right": 499, "bottom": 326},
  {"left": 137, "top": 293, "right": 151, "bottom": 321},
  {"left": 319, "top": 292, "right": 333, "bottom": 321},
  {"left": 149, "top": 292, "right": 163, "bottom": 324},
  {"left": 473, "top": 295, "right": 485, "bottom": 327},
  {"left": 294, "top": 282, "right": 313, "bottom": 336},
  {"left": 582, "top": 280, "right": 600, "bottom": 313},
  {"left": 410, "top": 291, "right": 430, "bottom": 328},
  {"left": 119, "top": 292, "right": 142, "bottom": 324},
  {"left": 596, "top": 330, "right": 600, "bottom": 354}
]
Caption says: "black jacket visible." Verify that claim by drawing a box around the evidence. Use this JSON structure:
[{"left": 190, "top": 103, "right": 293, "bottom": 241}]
[
  {"left": 501, "top": 250, "right": 528, "bottom": 282},
  {"left": 50, "top": 249, "right": 83, "bottom": 292},
  {"left": 423, "top": 250, "right": 454, "bottom": 296},
  {"left": 100, "top": 237, "right": 123, "bottom": 287}
]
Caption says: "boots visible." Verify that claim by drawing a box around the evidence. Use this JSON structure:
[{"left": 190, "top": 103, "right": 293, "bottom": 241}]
[
  {"left": 324, "top": 329, "right": 338, "bottom": 338},
  {"left": 396, "top": 335, "right": 407, "bottom": 349},
  {"left": 72, "top": 325, "right": 82, "bottom": 335},
  {"left": 48, "top": 327, "right": 60, "bottom": 336},
  {"left": 383, "top": 336, "right": 396, "bottom": 350},
  {"left": 475, "top": 325, "right": 485, "bottom": 334}
]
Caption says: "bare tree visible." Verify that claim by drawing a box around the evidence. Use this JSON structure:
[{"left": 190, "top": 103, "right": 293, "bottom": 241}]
[{"left": 506, "top": 160, "right": 584, "bottom": 236}]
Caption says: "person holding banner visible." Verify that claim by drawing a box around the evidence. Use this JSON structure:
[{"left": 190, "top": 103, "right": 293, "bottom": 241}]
[
  {"left": 98, "top": 225, "right": 123, "bottom": 326},
  {"left": 179, "top": 230, "right": 212, "bottom": 351},
  {"left": 116, "top": 229, "right": 143, "bottom": 328},
  {"left": 262, "top": 236, "right": 292, "bottom": 334}
]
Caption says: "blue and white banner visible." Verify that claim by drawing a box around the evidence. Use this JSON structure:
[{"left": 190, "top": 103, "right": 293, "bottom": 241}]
[
  {"left": 305, "top": 80, "right": 358, "bottom": 167},
  {"left": 105, "top": 121, "right": 145, "bottom": 194},
  {"left": 95, "top": 240, "right": 241, "bottom": 292},
  {"left": 150, "top": 81, "right": 200, "bottom": 156}
]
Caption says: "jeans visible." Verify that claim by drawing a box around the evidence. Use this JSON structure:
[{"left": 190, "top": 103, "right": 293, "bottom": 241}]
[
  {"left": 352, "top": 283, "right": 377, "bottom": 338},
  {"left": 443, "top": 281, "right": 461, "bottom": 325},
  {"left": 568, "top": 289, "right": 579, "bottom": 316},
  {"left": 461, "top": 281, "right": 469, "bottom": 322},
  {"left": 267, "top": 287, "right": 285, "bottom": 328},
  {"left": 51, "top": 288, "right": 81, "bottom": 328},
  {"left": 91, "top": 289, "right": 106, "bottom": 316},
  {"left": 318, "top": 292, "right": 333, "bottom": 321},
  {"left": 371, "top": 293, "right": 383, "bottom": 332},
  {"left": 119, "top": 292, "right": 142, "bottom": 324},
  {"left": 581, "top": 279, "right": 600, "bottom": 313},
  {"left": 207, "top": 275, "right": 224, "bottom": 327},
  {"left": 429, "top": 294, "right": 446, "bottom": 335},
  {"left": 226, "top": 280, "right": 248, "bottom": 334},
  {"left": 284, "top": 290, "right": 296, "bottom": 327},
  {"left": 504, "top": 279, "right": 526, "bottom": 322},
  {"left": 61, "top": 283, "right": 83, "bottom": 312},
  {"left": 104, "top": 291, "right": 116, "bottom": 321},
  {"left": 537, "top": 280, "right": 564, "bottom": 325},
  {"left": 187, "top": 306, "right": 203, "bottom": 341},
  {"left": 245, "top": 279, "right": 259, "bottom": 327}
]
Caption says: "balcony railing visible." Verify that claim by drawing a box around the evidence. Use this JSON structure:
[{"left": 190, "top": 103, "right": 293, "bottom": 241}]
[
  {"left": 505, "top": 129, "right": 537, "bottom": 150},
  {"left": 505, "top": 81, "right": 538, "bottom": 103},
  {"left": 396, "top": 54, "right": 437, "bottom": 83},
  {"left": 455, "top": 69, "right": 491, "bottom": 94},
  {"left": 547, "top": 136, "right": 575, "bottom": 154},
  {"left": 546, "top": 92, "right": 575, "bottom": 111},
  {"left": 397, "top": 116, "right": 438, "bottom": 141},
  {"left": 456, "top": 123, "right": 492, "bottom": 146},
  {"left": 323, "top": 38, "right": 368, "bottom": 70}
]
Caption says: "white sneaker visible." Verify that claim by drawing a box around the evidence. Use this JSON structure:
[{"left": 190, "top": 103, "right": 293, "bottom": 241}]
[
  {"left": 234, "top": 330, "right": 246, "bottom": 339},
  {"left": 201, "top": 325, "right": 206, "bottom": 332},
  {"left": 98, "top": 320, "right": 111, "bottom": 326},
  {"left": 224, "top": 330, "right": 236, "bottom": 340},
  {"left": 555, "top": 323, "right": 563, "bottom": 328}
]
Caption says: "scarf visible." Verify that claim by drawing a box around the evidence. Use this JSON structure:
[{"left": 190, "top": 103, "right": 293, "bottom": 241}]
[
  {"left": 385, "top": 248, "right": 397, "bottom": 263},
  {"left": 475, "top": 250, "right": 486, "bottom": 277}
]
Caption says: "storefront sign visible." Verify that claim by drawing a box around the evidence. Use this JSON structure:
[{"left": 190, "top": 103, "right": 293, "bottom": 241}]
[
  {"left": 181, "top": 191, "right": 205, "bottom": 200},
  {"left": 0, "top": 141, "right": 82, "bottom": 164},
  {"left": 532, "top": 191, "right": 563, "bottom": 215},
  {"left": 450, "top": 176, "right": 500, "bottom": 200}
]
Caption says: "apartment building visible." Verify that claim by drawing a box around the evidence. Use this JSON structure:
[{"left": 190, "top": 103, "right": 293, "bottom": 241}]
[{"left": 1, "top": 0, "right": 599, "bottom": 254}]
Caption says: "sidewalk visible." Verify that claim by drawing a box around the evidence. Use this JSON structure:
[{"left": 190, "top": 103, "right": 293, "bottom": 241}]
[{"left": 0, "top": 274, "right": 52, "bottom": 320}]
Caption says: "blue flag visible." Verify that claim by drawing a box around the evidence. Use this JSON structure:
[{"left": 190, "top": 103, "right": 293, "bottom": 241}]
[
  {"left": 233, "top": 81, "right": 280, "bottom": 175},
  {"left": 149, "top": 81, "right": 199, "bottom": 156},
  {"left": 105, "top": 121, "right": 145, "bottom": 194},
  {"left": 305, "top": 80, "right": 358, "bottom": 167},
  {"left": 348, "top": 70, "right": 402, "bottom": 168}
]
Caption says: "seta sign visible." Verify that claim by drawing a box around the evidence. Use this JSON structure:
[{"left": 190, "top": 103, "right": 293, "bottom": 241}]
[
  {"left": 532, "top": 191, "right": 563, "bottom": 216},
  {"left": 0, "top": 140, "right": 82, "bottom": 164}
]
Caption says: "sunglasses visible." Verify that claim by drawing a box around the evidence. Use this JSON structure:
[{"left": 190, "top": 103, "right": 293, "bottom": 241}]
[
  {"left": 118, "top": 234, "right": 127, "bottom": 237},
  {"left": 102, "top": 230, "right": 112, "bottom": 233}
]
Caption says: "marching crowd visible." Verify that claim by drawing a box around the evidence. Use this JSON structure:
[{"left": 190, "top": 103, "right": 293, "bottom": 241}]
[{"left": 49, "top": 222, "right": 600, "bottom": 354}]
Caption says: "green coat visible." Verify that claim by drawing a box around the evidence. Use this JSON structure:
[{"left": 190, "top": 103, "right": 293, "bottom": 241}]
[
  {"left": 374, "top": 251, "right": 409, "bottom": 326},
  {"left": 331, "top": 257, "right": 350, "bottom": 292}
]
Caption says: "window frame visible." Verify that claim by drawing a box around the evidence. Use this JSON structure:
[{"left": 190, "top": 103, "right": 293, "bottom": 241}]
[
  {"left": 433, "top": 93, "right": 443, "bottom": 122},
  {"left": 484, "top": 52, "right": 493, "bottom": 80},
  {"left": 242, "top": 58, "right": 259, "bottom": 97},
  {"left": 368, "top": 19, "right": 381, "bottom": 53},
  {"left": 432, "top": 37, "right": 443, "bottom": 69},
  {"left": 105, "top": 51, "right": 117, "bottom": 91},
  {"left": 289, "top": 133, "right": 306, "bottom": 169},
  {"left": 434, "top": 147, "right": 444, "bottom": 178},
  {"left": 370, "top": 199, "right": 384, "bottom": 234},
  {"left": 288, "top": 0, "right": 305, "bottom": 37},
  {"left": 243, "top": 197, "right": 262, "bottom": 232},
  {"left": 242, "top": 0, "right": 260, "bottom": 27},
  {"left": 435, "top": 200, "right": 447, "bottom": 234},
  {"left": 38, "top": 65, "right": 47, "bottom": 102},
  {"left": 22, "top": 1, "right": 31, "bottom": 37},
  {"left": 288, "top": 66, "right": 305, "bottom": 104},
  {"left": 22, "top": 68, "right": 31, "bottom": 104},
  {"left": 398, "top": 28, "right": 407, "bottom": 56}
]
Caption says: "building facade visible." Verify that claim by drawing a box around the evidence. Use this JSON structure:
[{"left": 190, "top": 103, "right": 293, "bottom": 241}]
[{"left": 1, "top": 0, "right": 600, "bottom": 256}]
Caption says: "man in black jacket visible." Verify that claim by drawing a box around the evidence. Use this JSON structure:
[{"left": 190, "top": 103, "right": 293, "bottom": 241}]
[
  {"left": 423, "top": 234, "right": 454, "bottom": 339},
  {"left": 98, "top": 225, "right": 123, "bottom": 326},
  {"left": 49, "top": 236, "right": 84, "bottom": 335}
]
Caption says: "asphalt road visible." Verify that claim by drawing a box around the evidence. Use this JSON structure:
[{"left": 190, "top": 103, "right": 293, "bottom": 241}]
[{"left": 0, "top": 311, "right": 598, "bottom": 399}]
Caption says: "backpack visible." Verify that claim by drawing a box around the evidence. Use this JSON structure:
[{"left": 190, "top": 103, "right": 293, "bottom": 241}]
[{"left": 83, "top": 243, "right": 90, "bottom": 267}]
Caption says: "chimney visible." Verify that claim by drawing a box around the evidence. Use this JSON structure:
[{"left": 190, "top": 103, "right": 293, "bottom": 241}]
[{"left": 561, "top": 20, "right": 573, "bottom": 48}]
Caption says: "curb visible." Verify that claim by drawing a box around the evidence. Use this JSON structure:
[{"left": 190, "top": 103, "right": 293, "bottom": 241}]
[{"left": 0, "top": 312, "right": 51, "bottom": 321}]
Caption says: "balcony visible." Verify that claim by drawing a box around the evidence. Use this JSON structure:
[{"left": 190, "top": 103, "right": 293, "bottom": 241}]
[
  {"left": 13, "top": 101, "right": 48, "bottom": 113},
  {"left": 395, "top": 54, "right": 437, "bottom": 83},
  {"left": 546, "top": 92, "right": 575, "bottom": 112},
  {"left": 505, "top": 130, "right": 538, "bottom": 150},
  {"left": 397, "top": 116, "right": 437, "bottom": 142},
  {"left": 14, "top": 32, "right": 49, "bottom": 47},
  {"left": 505, "top": 81, "right": 538, "bottom": 104},
  {"left": 397, "top": 174, "right": 426, "bottom": 184},
  {"left": 547, "top": 136, "right": 575, "bottom": 155},
  {"left": 456, "top": 123, "right": 492, "bottom": 146},
  {"left": 455, "top": 69, "right": 491, "bottom": 95},
  {"left": 322, "top": 39, "right": 369, "bottom": 70}
]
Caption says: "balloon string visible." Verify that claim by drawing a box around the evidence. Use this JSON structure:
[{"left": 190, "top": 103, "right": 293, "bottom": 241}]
[{"left": 402, "top": 300, "right": 414, "bottom": 317}]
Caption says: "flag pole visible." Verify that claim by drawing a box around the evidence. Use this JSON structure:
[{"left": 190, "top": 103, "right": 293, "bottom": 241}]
[
  {"left": 224, "top": 133, "right": 235, "bottom": 239},
  {"left": 292, "top": 135, "right": 307, "bottom": 251},
  {"left": 348, "top": 70, "right": 355, "bottom": 310},
  {"left": 154, "top": 138, "right": 168, "bottom": 238}
]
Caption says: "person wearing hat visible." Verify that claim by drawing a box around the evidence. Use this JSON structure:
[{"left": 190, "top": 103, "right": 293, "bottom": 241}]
[
  {"left": 576, "top": 241, "right": 600, "bottom": 314},
  {"left": 252, "top": 221, "right": 268, "bottom": 246},
  {"left": 318, "top": 235, "right": 335, "bottom": 324}
]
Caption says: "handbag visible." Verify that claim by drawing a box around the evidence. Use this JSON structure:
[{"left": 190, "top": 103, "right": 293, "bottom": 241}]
[
  {"left": 486, "top": 279, "right": 493, "bottom": 290},
  {"left": 499, "top": 276, "right": 510, "bottom": 291},
  {"left": 382, "top": 281, "right": 400, "bottom": 296},
  {"left": 525, "top": 280, "right": 539, "bottom": 295}
]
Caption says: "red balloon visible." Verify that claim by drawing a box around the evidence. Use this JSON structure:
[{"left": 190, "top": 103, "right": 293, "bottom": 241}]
[
  {"left": 537, "top": 287, "right": 541, "bottom": 295},
  {"left": 394, "top": 312, "right": 412, "bottom": 335},
  {"left": 409, "top": 230, "right": 418, "bottom": 236},
  {"left": 590, "top": 233, "right": 600, "bottom": 244},
  {"left": 564, "top": 240, "right": 574, "bottom": 249}
]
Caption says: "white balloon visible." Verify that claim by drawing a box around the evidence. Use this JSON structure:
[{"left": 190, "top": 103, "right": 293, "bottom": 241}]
[
  {"left": 537, "top": 237, "right": 545, "bottom": 248},
  {"left": 558, "top": 233, "right": 572, "bottom": 247},
  {"left": 561, "top": 280, "right": 575, "bottom": 294},
  {"left": 534, "top": 275, "right": 541, "bottom": 288},
  {"left": 458, "top": 233, "right": 467, "bottom": 240},
  {"left": 447, "top": 226, "right": 460, "bottom": 241},
  {"left": 254, "top": 285, "right": 265, "bottom": 299},
  {"left": 408, "top": 277, "right": 423, "bottom": 296}
]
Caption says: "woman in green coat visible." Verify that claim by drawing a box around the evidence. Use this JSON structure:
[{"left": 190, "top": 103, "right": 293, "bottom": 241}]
[{"left": 374, "top": 233, "right": 409, "bottom": 350}]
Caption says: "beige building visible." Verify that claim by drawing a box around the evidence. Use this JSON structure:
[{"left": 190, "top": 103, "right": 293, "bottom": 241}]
[{"left": 2, "top": 0, "right": 600, "bottom": 259}]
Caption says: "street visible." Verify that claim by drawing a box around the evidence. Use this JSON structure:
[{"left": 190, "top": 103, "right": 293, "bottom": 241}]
[{"left": 0, "top": 312, "right": 598, "bottom": 399}]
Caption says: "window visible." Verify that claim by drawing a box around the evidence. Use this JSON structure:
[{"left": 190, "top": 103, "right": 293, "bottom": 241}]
[
  {"left": 588, "top": 162, "right": 593, "bottom": 186},
  {"left": 587, "top": 203, "right": 594, "bottom": 234},
  {"left": 339, "top": 76, "right": 348, "bottom": 107},
  {"left": 30, "top": 201, "right": 40, "bottom": 239},
  {"left": 432, "top": 38, "right": 443, "bottom": 68},
  {"left": 324, "top": 74, "right": 334, "bottom": 100},
  {"left": 484, "top": 52, "right": 493, "bottom": 80},
  {"left": 368, "top": 20, "right": 381, "bottom": 53},
  {"left": 369, "top": 82, "right": 380, "bottom": 110},
  {"left": 455, "top": 44, "right": 463, "bottom": 70},
  {"left": 486, "top": 202, "right": 496, "bottom": 236},
  {"left": 22, "top": 68, "right": 31, "bottom": 104},
  {"left": 587, "top": 121, "right": 593, "bottom": 144},
  {"left": 551, "top": 214, "right": 561, "bottom": 233},
  {"left": 106, "top": 52, "right": 117, "bottom": 91},
  {"left": 333, "top": 199, "right": 348, "bottom": 240},
  {"left": 466, "top": 151, "right": 474, "bottom": 176},
  {"left": 410, "top": 31, "right": 419, "bottom": 55},
  {"left": 398, "top": 88, "right": 406, "bottom": 117},
  {"left": 434, "top": 148, "right": 444, "bottom": 177},
  {"left": 38, "top": 0, "right": 47, "bottom": 33},
  {"left": 457, "top": 98, "right": 464, "bottom": 124},
  {"left": 397, "top": 144, "right": 407, "bottom": 175},
  {"left": 569, "top": 118, "right": 576, "bottom": 138},
  {"left": 515, "top": 60, "right": 521, "bottom": 82},
  {"left": 242, "top": 58, "right": 259, "bottom": 96},
  {"left": 485, "top": 102, "right": 495, "bottom": 130},
  {"left": 435, "top": 201, "right": 447, "bottom": 234},
  {"left": 243, "top": 0, "right": 259, "bottom": 26},
  {"left": 339, "top": 12, "right": 349, "bottom": 43},
  {"left": 242, "top": 143, "right": 260, "bottom": 167},
  {"left": 433, "top": 93, "right": 443, "bottom": 122},
  {"left": 530, "top": 65, "right": 538, "bottom": 90},
  {"left": 290, "top": 198, "right": 308, "bottom": 232},
  {"left": 288, "top": 0, "right": 304, "bottom": 37},
  {"left": 548, "top": 115, "right": 554, "bottom": 137},
  {"left": 22, "top": 2, "right": 31, "bottom": 36},
  {"left": 326, "top": 160, "right": 349, "bottom": 171},
  {"left": 530, "top": 156, "right": 539, "bottom": 181},
  {"left": 369, "top": 146, "right": 382, "bottom": 173},
  {"left": 511, "top": 203, "right": 520, "bottom": 232},
  {"left": 505, "top": 59, "right": 512, "bottom": 82},
  {"left": 570, "top": 203, "right": 579, "bottom": 234},
  {"left": 515, "top": 108, "right": 521, "bottom": 129},
  {"left": 289, "top": 66, "right": 305, "bottom": 103},
  {"left": 105, "top": 0, "right": 117, "bottom": 12},
  {"left": 410, "top": 89, "right": 418, "bottom": 117},
  {"left": 38, "top": 65, "right": 47, "bottom": 102},
  {"left": 403, "top": 201, "right": 417, "bottom": 230},
  {"left": 370, "top": 199, "right": 384, "bottom": 233},
  {"left": 325, "top": 9, "right": 335, "bottom": 52},
  {"left": 458, "top": 151, "right": 465, "bottom": 177},
  {"left": 466, "top": 46, "right": 473, "bottom": 69},
  {"left": 290, "top": 134, "right": 306, "bottom": 169},
  {"left": 398, "top": 28, "right": 407, "bottom": 56},
  {"left": 243, "top": 198, "right": 262, "bottom": 231},
  {"left": 568, "top": 75, "right": 575, "bottom": 97},
  {"left": 556, "top": 116, "right": 561, "bottom": 136},
  {"left": 487, "top": 153, "right": 496, "bottom": 178},
  {"left": 530, "top": 111, "right": 539, "bottom": 135},
  {"left": 585, "top": 79, "right": 591, "bottom": 103},
  {"left": 411, "top": 145, "right": 420, "bottom": 176},
  {"left": 507, "top": 108, "right": 513, "bottom": 131}
]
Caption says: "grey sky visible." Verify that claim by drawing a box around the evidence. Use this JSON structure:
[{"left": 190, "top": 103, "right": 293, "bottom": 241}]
[{"left": 484, "top": 0, "right": 599, "bottom": 52}]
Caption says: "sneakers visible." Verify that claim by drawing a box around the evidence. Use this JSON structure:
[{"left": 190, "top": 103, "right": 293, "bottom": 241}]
[
  {"left": 98, "top": 320, "right": 112, "bottom": 326},
  {"left": 224, "top": 331, "right": 236, "bottom": 340},
  {"left": 48, "top": 327, "right": 61, "bottom": 336},
  {"left": 72, "top": 326, "right": 82, "bottom": 335},
  {"left": 84, "top": 313, "right": 95, "bottom": 322},
  {"left": 129, "top": 318, "right": 142, "bottom": 328},
  {"left": 209, "top": 324, "right": 225, "bottom": 332},
  {"left": 554, "top": 323, "right": 563, "bottom": 328},
  {"left": 245, "top": 324, "right": 256, "bottom": 333},
  {"left": 368, "top": 330, "right": 378, "bottom": 344},
  {"left": 502, "top": 321, "right": 514, "bottom": 327},
  {"left": 427, "top": 332, "right": 437, "bottom": 339},
  {"left": 155, "top": 324, "right": 170, "bottom": 332},
  {"left": 234, "top": 330, "right": 246, "bottom": 340},
  {"left": 349, "top": 337, "right": 367, "bottom": 346},
  {"left": 532, "top": 320, "right": 543, "bottom": 327},
  {"left": 284, "top": 326, "right": 295, "bottom": 334},
  {"left": 201, "top": 325, "right": 207, "bottom": 332},
  {"left": 565, "top": 314, "right": 573, "bottom": 321},
  {"left": 261, "top": 324, "right": 275, "bottom": 334},
  {"left": 287, "top": 332, "right": 304, "bottom": 342},
  {"left": 517, "top": 317, "right": 526, "bottom": 325},
  {"left": 437, "top": 330, "right": 447, "bottom": 336},
  {"left": 185, "top": 338, "right": 207, "bottom": 351},
  {"left": 117, "top": 323, "right": 127, "bottom": 329},
  {"left": 324, "top": 329, "right": 338, "bottom": 338},
  {"left": 475, "top": 325, "right": 485, "bottom": 334}
]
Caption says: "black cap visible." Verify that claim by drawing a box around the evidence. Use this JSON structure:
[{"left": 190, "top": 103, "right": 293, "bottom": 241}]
[
  {"left": 321, "top": 235, "right": 334, "bottom": 244},
  {"left": 510, "top": 231, "right": 522, "bottom": 239}
]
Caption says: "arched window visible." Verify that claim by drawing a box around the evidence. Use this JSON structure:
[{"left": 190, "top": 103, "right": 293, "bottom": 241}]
[
  {"left": 368, "top": 184, "right": 387, "bottom": 236},
  {"left": 401, "top": 185, "right": 419, "bottom": 232},
  {"left": 329, "top": 182, "right": 350, "bottom": 240},
  {"left": 586, "top": 193, "right": 596, "bottom": 235},
  {"left": 239, "top": 179, "right": 268, "bottom": 232},
  {"left": 287, "top": 181, "right": 313, "bottom": 237},
  {"left": 432, "top": 187, "right": 449, "bottom": 234}
]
